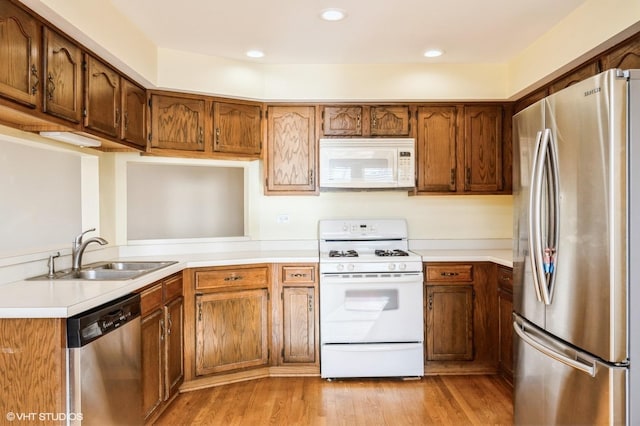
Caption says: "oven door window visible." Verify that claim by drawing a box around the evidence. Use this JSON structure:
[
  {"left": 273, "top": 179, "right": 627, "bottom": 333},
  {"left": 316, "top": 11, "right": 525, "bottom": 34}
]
[{"left": 320, "top": 277, "right": 423, "bottom": 344}]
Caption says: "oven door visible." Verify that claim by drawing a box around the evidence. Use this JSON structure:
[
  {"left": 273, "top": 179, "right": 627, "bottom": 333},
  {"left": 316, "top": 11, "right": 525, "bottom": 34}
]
[{"left": 320, "top": 272, "right": 423, "bottom": 343}]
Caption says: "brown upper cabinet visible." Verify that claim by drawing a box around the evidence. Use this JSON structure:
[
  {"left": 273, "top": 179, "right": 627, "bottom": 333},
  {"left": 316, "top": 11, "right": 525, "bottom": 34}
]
[
  {"left": 265, "top": 105, "right": 317, "bottom": 194},
  {"left": 84, "top": 54, "right": 120, "bottom": 138},
  {"left": 212, "top": 102, "right": 261, "bottom": 155},
  {"left": 42, "top": 27, "right": 83, "bottom": 124},
  {"left": 120, "top": 78, "right": 147, "bottom": 149},
  {"left": 0, "top": 1, "right": 40, "bottom": 108},
  {"left": 548, "top": 61, "right": 600, "bottom": 94},
  {"left": 601, "top": 33, "right": 640, "bottom": 71},
  {"left": 416, "top": 106, "right": 457, "bottom": 192},
  {"left": 322, "top": 105, "right": 410, "bottom": 137},
  {"left": 149, "top": 92, "right": 262, "bottom": 158},
  {"left": 463, "top": 105, "right": 503, "bottom": 192},
  {"left": 416, "top": 104, "right": 505, "bottom": 194},
  {"left": 149, "top": 93, "right": 207, "bottom": 152}
]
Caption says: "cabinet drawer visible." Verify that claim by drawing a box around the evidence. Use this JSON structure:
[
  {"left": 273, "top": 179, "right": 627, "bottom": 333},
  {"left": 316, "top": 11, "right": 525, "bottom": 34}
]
[
  {"left": 426, "top": 264, "right": 473, "bottom": 282},
  {"left": 140, "top": 284, "right": 163, "bottom": 316},
  {"left": 281, "top": 265, "right": 316, "bottom": 285},
  {"left": 195, "top": 266, "right": 269, "bottom": 290},
  {"left": 164, "top": 273, "right": 183, "bottom": 301},
  {"left": 497, "top": 266, "right": 513, "bottom": 292}
]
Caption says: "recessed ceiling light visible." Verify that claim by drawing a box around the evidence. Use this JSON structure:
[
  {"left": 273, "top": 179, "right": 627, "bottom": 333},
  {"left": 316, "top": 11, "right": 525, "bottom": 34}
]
[
  {"left": 246, "top": 49, "right": 265, "bottom": 58},
  {"left": 320, "top": 8, "right": 346, "bottom": 21},
  {"left": 424, "top": 49, "right": 444, "bottom": 58}
]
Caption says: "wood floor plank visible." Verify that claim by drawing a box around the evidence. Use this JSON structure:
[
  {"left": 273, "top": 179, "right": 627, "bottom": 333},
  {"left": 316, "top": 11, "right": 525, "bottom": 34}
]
[{"left": 155, "top": 376, "right": 513, "bottom": 425}]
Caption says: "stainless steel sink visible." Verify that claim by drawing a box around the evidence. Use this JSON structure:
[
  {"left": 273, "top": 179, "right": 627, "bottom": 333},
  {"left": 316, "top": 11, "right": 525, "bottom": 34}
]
[{"left": 28, "top": 260, "right": 178, "bottom": 281}]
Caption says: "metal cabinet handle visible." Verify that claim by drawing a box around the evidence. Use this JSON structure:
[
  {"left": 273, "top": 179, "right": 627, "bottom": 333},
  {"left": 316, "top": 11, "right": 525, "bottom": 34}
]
[
  {"left": 31, "top": 64, "right": 39, "bottom": 95},
  {"left": 310, "top": 170, "right": 314, "bottom": 186},
  {"left": 115, "top": 107, "right": 120, "bottom": 127},
  {"left": 223, "top": 275, "right": 243, "bottom": 281},
  {"left": 440, "top": 272, "right": 459, "bottom": 277},
  {"left": 291, "top": 273, "right": 307, "bottom": 278},
  {"left": 160, "top": 318, "right": 165, "bottom": 341},
  {"left": 167, "top": 312, "right": 172, "bottom": 336},
  {"left": 356, "top": 114, "right": 361, "bottom": 129},
  {"left": 47, "top": 73, "right": 55, "bottom": 101},
  {"left": 428, "top": 294, "right": 433, "bottom": 310},
  {"left": 198, "top": 127, "right": 204, "bottom": 145},
  {"left": 215, "top": 127, "right": 220, "bottom": 145},
  {"left": 124, "top": 111, "right": 129, "bottom": 130},
  {"left": 308, "top": 294, "right": 313, "bottom": 312},
  {"left": 371, "top": 111, "right": 377, "bottom": 130}
]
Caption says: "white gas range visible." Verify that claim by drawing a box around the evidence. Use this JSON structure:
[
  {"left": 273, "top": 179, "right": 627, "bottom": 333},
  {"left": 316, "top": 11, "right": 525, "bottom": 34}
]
[{"left": 318, "top": 219, "right": 424, "bottom": 379}]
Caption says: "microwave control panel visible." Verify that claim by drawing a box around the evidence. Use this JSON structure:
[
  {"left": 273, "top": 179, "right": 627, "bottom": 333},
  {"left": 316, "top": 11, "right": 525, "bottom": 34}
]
[{"left": 397, "top": 150, "right": 415, "bottom": 186}]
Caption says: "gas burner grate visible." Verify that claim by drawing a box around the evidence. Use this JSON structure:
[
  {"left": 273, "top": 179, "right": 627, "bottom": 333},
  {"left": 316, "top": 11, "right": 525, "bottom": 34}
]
[
  {"left": 375, "top": 249, "right": 410, "bottom": 257},
  {"left": 329, "top": 250, "right": 359, "bottom": 258}
]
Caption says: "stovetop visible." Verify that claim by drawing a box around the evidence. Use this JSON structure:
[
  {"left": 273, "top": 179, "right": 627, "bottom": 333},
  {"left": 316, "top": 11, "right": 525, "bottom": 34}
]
[{"left": 318, "top": 219, "right": 422, "bottom": 273}]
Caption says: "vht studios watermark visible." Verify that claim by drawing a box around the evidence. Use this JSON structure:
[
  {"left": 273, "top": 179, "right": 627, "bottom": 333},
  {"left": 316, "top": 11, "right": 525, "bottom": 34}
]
[{"left": 5, "top": 412, "right": 83, "bottom": 422}]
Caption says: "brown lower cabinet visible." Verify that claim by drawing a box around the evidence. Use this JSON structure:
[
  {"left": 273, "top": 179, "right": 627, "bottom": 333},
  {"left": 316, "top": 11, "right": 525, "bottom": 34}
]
[
  {"left": 195, "top": 288, "right": 269, "bottom": 375},
  {"left": 424, "top": 262, "right": 499, "bottom": 374},
  {"left": 191, "top": 264, "right": 272, "bottom": 378},
  {"left": 140, "top": 272, "right": 184, "bottom": 424},
  {"left": 275, "top": 264, "right": 319, "bottom": 367}
]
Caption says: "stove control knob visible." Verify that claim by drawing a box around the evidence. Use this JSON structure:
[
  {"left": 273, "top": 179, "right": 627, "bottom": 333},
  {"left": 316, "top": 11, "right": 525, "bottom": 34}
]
[
  {"left": 388, "top": 263, "right": 396, "bottom": 271},
  {"left": 399, "top": 263, "right": 407, "bottom": 271},
  {"left": 347, "top": 264, "right": 355, "bottom": 271},
  {"left": 337, "top": 264, "right": 344, "bottom": 271}
]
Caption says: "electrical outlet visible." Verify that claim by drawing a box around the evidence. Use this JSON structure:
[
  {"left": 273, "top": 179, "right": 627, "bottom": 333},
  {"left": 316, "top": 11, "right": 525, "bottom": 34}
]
[{"left": 276, "top": 214, "right": 290, "bottom": 224}]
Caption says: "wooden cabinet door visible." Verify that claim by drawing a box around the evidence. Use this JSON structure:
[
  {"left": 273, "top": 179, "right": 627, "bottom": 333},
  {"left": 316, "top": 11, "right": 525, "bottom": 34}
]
[
  {"left": 426, "top": 285, "right": 474, "bottom": 361},
  {"left": 370, "top": 106, "right": 410, "bottom": 136},
  {"left": 84, "top": 55, "right": 120, "bottom": 137},
  {"left": 548, "top": 61, "right": 600, "bottom": 94},
  {"left": 266, "top": 106, "right": 317, "bottom": 193},
  {"left": 0, "top": 2, "right": 40, "bottom": 107},
  {"left": 322, "top": 106, "right": 362, "bottom": 136},
  {"left": 141, "top": 308, "right": 164, "bottom": 421},
  {"left": 463, "top": 105, "right": 503, "bottom": 192},
  {"left": 213, "top": 102, "right": 261, "bottom": 155},
  {"left": 165, "top": 296, "right": 184, "bottom": 400},
  {"left": 121, "top": 78, "right": 146, "bottom": 148},
  {"left": 282, "top": 287, "right": 315, "bottom": 363},
  {"left": 150, "top": 94, "right": 206, "bottom": 151},
  {"left": 416, "top": 106, "right": 458, "bottom": 192},
  {"left": 195, "top": 289, "right": 269, "bottom": 375},
  {"left": 42, "top": 27, "right": 83, "bottom": 123},
  {"left": 601, "top": 34, "right": 640, "bottom": 71}
]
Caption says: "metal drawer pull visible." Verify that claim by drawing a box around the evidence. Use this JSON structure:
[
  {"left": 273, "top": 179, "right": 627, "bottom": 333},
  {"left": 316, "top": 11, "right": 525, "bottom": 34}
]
[
  {"left": 224, "top": 275, "right": 243, "bottom": 281},
  {"left": 291, "top": 273, "right": 307, "bottom": 278},
  {"left": 441, "top": 272, "right": 459, "bottom": 277}
]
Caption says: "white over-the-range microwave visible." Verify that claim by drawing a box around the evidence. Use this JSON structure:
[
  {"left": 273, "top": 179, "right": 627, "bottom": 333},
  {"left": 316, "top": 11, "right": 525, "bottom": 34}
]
[{"left": 319, "top": 138, "right": 416, "bottom": 190}]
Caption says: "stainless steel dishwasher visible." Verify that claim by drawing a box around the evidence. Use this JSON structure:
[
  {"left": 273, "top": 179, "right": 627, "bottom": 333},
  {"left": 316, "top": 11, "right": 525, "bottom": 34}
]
[{"left": 67, "top": 293, "right": 142, "bottom": 425}]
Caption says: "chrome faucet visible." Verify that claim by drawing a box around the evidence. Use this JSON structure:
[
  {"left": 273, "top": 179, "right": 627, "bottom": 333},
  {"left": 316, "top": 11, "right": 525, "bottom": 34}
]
[{"left": 72, "top": 228, "right": 108, "bottom": 272}]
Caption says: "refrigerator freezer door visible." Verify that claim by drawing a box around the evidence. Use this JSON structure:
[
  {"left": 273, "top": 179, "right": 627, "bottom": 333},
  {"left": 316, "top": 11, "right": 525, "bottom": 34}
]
[
  {"left": 513, "top": 99, "right": 546, "bottom": 329},
  {"left": 543, "top": 70, "right": 628, "bottom": 363},
  {"left": 514, "top": 314, "right": 627, "bottom": 425}
]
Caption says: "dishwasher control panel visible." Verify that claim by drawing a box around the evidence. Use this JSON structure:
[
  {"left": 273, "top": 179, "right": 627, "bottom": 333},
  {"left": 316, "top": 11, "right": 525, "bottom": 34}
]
[{"left": 67, "top": 293, "right": 140, "bottom": 348}]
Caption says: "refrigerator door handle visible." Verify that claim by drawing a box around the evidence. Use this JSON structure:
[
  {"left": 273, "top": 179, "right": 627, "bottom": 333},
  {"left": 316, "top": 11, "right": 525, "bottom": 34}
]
[
  {"left": 529, "top": 128, "right": 560, "bottom": 305},
  {"left": 513, "top": 317, "right": 596, "bottom": 377},
  {"left": 528, "top": 130, "right": 545, "bottom": 303}
]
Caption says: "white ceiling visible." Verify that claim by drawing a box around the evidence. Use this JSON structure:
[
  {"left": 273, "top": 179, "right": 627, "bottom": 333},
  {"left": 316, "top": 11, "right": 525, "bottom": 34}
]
[{"left": 110, "top": 0, "right": 586, "bottom": 65}]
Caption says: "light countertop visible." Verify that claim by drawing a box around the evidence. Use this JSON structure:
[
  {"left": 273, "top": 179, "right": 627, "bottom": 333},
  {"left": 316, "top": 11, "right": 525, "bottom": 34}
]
[{"left": 0, "top": 248, "right": 512, "bottom": 319}]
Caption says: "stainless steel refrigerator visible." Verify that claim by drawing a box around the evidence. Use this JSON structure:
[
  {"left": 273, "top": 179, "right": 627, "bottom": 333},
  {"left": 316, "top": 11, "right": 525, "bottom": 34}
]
[{"left": 512, "top": 68, "right": 640, "bottom": 425}]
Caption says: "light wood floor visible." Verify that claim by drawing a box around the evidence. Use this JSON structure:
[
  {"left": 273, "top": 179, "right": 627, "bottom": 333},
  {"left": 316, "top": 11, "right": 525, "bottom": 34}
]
[{"left": 155, "top": 375, "right": 513, "bottom": 425}]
